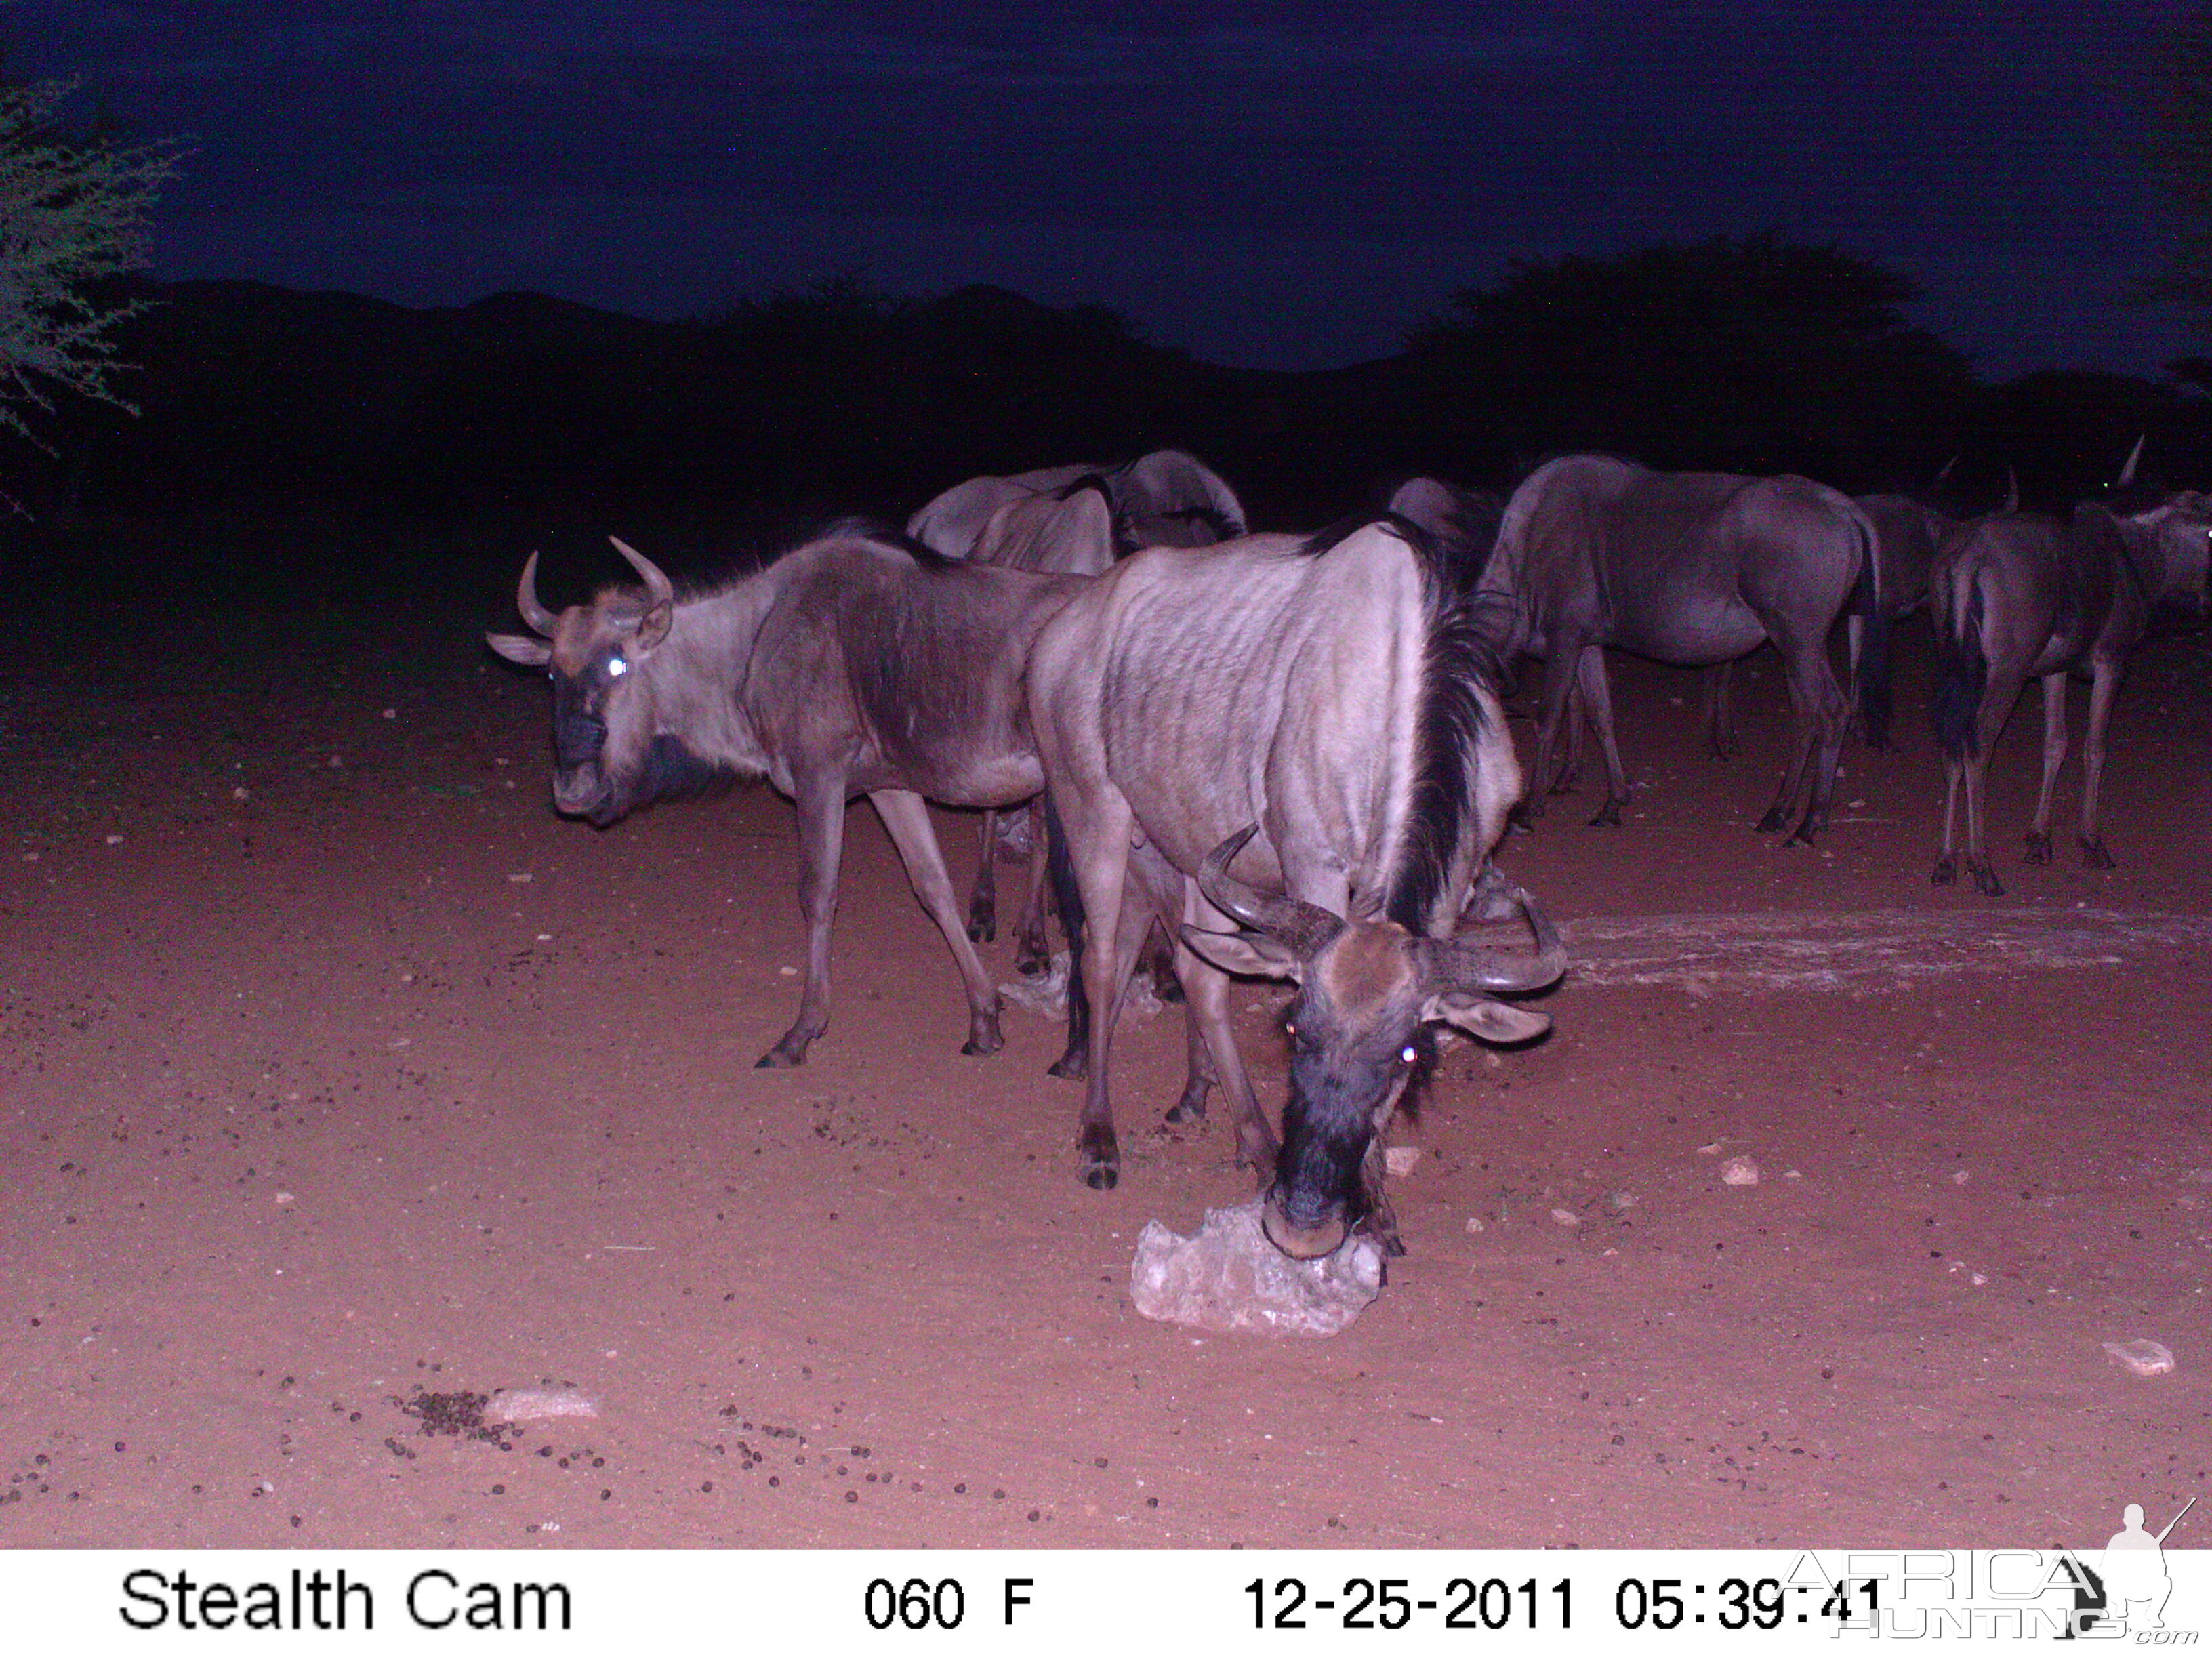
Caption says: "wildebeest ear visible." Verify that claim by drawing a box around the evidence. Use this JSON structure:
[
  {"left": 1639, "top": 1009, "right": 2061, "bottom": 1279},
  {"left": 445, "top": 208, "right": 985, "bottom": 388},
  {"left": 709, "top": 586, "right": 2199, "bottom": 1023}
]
[
  {"left": 1423, "top": 989, "right": 1549, "bottom": 1046},
  {"left": 633, "top": 600, "right": 674, "bottom": 652},
  {"left": 1177, "top": 924, "right": 1301, "bottom": 983},
  {"left": 485, "top": 631, "right": 552, "bottom": 667}
]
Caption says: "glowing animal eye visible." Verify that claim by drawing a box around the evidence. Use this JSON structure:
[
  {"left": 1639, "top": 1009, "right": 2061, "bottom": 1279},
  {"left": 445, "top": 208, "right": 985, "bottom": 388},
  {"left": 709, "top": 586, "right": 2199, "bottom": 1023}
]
[
  {"left": 1400, "top": 1045, "right": 1418, "bottom": 1065},
  {"left": 606, "top": 655, "right": 628, "bottom": 677}
]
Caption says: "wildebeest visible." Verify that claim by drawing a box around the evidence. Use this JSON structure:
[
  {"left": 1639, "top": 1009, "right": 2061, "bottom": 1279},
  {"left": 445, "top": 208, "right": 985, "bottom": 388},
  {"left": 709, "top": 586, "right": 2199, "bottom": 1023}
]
[
  {"left": 1486, "top": 454, "right": 1878, "bottom": 842},
  {"left": 906, "top": 448, "right": 1246, "bottom": 558},
  {"left": 485, "top": 532, "right": 1090, "bottom": 1065},
  {"left": 1028, "top": 516, "right": 1565, "bottom": 1258},
  {"left": 1928, "top": 487, "right": 2212, "bottom": 895},
  {"left": 959, "top": 470, "right": 1246, "bottom": 968}
]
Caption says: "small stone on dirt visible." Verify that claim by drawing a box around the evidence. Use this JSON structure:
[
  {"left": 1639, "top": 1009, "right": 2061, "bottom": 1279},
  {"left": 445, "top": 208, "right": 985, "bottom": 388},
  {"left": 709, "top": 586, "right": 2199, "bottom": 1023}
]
[
  {"left": 1383, "top": 1146, "right": 1421, "bottom": 1176},
  {"left": 2102, "top": 1339, "right": 2175, "bottom": 1378},
  {"left": 1550, "top": 1208, "right": 1580, "bottom": 1227},
  {"left": 1720, "top": 1156, "right": 1761, "bottom": 1187},
  {"left": 1129, "top": 1200, "right": 1383, "bottom": 1338}
]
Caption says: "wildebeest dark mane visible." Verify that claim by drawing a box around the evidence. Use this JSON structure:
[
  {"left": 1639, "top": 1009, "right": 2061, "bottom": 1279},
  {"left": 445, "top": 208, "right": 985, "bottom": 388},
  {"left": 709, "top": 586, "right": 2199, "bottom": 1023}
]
[{"left": 1389, "top": 573, "right": 1509, "bottom": 933}]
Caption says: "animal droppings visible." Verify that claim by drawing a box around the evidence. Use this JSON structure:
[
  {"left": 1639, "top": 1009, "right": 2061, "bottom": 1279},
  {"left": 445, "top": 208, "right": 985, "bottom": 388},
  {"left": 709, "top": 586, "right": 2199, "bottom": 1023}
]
[
  {"left": 2101, "top": 1340, "right": 2175, "bottom": 1378},
  {"left": 1130, "top": 1200, "right": 1382, "bottom": 1338},
  {"left": 1383, "top": 1146, "right": 1421, "bottom": 1176},
  {"left": 1720, "top": 1156, "right": 1761, "bottom": 1187},
  {"left": 489, "top": 1387, "right": 602, "bottom": 1422}
]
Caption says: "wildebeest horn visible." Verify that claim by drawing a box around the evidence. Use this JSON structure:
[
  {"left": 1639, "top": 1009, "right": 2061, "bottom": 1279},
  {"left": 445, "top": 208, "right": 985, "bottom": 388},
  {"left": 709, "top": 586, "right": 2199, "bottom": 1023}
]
[
  {"left": 1197, "top": 827, "right": 1343, "bottom": 956},
  {"left": 516, "top": 551, "right": 560, "bottom": 637},
  {"left": 1933, "top": 455, "right": 1958, "bottom": 489},
  {"left": 2119, "top": 434, "right": 2145, "bottom": 487},
  {"left": 1425, "top": 886, "right": 1568, "bottom": 995},
  {"left": 2004, "top": 467, "right": 2019, "bottom": 513},
  {"left": 609, "top": 535, "right": 675, "bottom": 607}
]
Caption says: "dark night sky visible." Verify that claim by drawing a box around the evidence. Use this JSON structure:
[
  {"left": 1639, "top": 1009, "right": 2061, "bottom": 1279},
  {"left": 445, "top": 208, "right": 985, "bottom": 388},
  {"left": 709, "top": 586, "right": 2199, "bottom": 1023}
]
[{"left": 22, "top": 2, "right": 2206, "bottom": 377}]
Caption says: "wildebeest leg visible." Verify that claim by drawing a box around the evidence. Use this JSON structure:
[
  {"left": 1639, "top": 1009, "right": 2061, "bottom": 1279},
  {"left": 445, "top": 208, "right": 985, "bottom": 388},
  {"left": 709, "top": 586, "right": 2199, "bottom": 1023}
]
[
  {"left": 1135, "top": 918, "right": 1186, "bottom": 1004},
  {"left": 1759, "top": 630, "right": 1847, "bottom": 843},
  {"left": 2024, "top": 672, "right": 2067, "bottom": 865},
  {"left": 1061, "top": 790, "right": 1142, "bottom": 1187},
  {"left": 966, "top": 810, "right": 998, "bottom": 943},
  {"left": 1933, "top": 756, "right": 1963, "bottom": 885},
  {"left": 1962, "top": 748, "right": 2002, "bottom": 896},
  {"left": 1011, "top": 826, "right": 1055, "bottom": 979},
  {"left": 1174, "top": 882, "right": 1276, "bottom": 1172},
  {"left": 1572, "top": 646, "right": 1631, "bottom": 826},
  {"left": 758, "top": 774, "right": 848, "bottom": 1067},
  {"left": 1555, "top": 678, "right": 1585, "bottom": 792},
  {"left": 869, "top": 788, "right": 1004, "bottom": 1057},
  {"left": 1514, "top": 643, "right": 1584, "bottom": 823},
  {"left": 1701, "top": 663, "right": 1738, "bottom": 759},
  {"left": 2078, "top": 657, "right": 2121, "bottom": 869}
]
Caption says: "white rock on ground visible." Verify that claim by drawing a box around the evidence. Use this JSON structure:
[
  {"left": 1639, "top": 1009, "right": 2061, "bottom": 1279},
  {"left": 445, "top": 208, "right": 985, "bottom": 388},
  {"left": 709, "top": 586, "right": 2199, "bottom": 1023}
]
[
  {"left": 2102, "top": 1339, "right": 2176, "bottom": 1378},
  {"left": 1130, "top": 1200, "right": 1383, "bottom": 1338}
]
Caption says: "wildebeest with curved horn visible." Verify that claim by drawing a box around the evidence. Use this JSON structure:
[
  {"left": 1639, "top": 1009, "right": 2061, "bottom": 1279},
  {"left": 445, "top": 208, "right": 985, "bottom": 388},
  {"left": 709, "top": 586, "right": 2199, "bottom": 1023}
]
[
  {"left": 1486, "top": 454, "right": 1879, "bottom": 842},
  {"left": 1028, "top": 516, "right": 1565, "bottom": 1259},
  {"left": 485, "top": 532, "right": 1090, "bottom": 1066},
  {"left": 1928, "top": 468, "right": 2212, "bottom": 895},
  {"left": 906, "top": 448, "right": 1247, "bottom": 559}
]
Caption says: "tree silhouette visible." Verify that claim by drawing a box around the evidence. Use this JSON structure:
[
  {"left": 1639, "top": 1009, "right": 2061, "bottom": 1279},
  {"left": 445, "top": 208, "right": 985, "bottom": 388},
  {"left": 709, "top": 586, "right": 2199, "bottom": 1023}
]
[{"left": 1407, "top": 234, "right": 1974, "bottom": 486}]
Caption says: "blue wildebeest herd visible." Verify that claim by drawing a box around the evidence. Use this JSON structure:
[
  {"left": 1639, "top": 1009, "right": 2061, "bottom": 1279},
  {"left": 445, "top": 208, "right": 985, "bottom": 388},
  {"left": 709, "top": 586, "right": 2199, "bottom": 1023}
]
[{"left": 487, "top": 441, "right": 2210, "bottom": 1259}]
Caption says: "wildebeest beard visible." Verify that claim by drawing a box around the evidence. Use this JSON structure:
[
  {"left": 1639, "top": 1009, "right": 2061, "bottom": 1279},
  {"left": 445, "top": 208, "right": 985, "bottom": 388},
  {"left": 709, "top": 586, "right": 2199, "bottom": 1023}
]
[{"left": 584, "top": 734, "right": 737, "bottom": 827}]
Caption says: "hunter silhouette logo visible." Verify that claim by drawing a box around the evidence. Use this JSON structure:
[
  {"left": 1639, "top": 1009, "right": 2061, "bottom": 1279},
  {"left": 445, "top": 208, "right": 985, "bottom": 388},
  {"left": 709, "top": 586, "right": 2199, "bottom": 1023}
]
[{"left": 2094, "top": 1496, "right": 2194, "bottom": 1635}]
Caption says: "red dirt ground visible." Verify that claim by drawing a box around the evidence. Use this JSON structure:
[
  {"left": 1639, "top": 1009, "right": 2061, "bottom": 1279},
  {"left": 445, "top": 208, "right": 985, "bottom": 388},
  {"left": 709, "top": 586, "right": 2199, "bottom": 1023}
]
[{"left": 3, "top": 599, "right": 2207, "bottom": 1551}]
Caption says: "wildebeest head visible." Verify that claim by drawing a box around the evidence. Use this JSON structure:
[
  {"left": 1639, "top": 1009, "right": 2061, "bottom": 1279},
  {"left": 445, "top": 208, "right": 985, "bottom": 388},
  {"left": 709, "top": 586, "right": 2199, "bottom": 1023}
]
[
  {"left": 485, "top": 538, "right": 722, "bottom": 826},
  {"left": 2139, "top": 491, "right": 2212, "bottom": 622},
  {"left": 1179, "top": 828, "right": 1564, "bottom": 1260}
]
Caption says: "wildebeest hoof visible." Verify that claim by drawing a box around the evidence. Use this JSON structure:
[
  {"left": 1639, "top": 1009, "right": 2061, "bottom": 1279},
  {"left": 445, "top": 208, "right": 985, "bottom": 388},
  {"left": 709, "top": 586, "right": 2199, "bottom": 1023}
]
[
  {"left": 960, "top": 1017, "right": 1005, "bottom": 1058},
  {"left": 2080, "top": 836, "right": 2116, "bottom": 870},
  {"left": 1754, "top": 806, "right": 1790, "bottom": 834},
  {"left": 1164, "top": 1088, "right": 1208, "bottom": 1125},
  {"left": 1509, "top": 800, "right": 1542, "bottom": 828},
  {"left": 965, "top": 916, "right": 994, "bottom": 944},
  {"left": 1079, "top": 1127, "right": 1120, "bottom": 1189},
  {"left": 2023, "top": 832, "right": 2053, "bottom": 866},
  {"left": 756, "top": 1042, "right": 808, "bottom": 1069},
  {"left": 1931, "top": 855, "right": 1957, "bottom": 886},
  {"left": 1586, "top": 799, "right": 1624, "bottom": 828},
  {"left": 1046, "top": 1048, "right": 1087, "bottom": 1081},
  {"left": 1971, "top": 859, "right": 2004, "bottom": 897}
]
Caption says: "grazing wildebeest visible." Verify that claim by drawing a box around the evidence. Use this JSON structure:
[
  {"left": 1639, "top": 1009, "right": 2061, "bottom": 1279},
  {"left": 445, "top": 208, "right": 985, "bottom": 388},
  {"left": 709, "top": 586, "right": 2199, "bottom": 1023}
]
[
  {"left": 1029, "top": 516, "right": 1565, "bottom": 1258},
  {"left": 485, "top": 532, "right": 1090, "bottom": 1065},
  {"left": 906, "top": 448, "right": 1246, "bottom": 559},
  {"left": 1486, "top": 454, "right": 1879, "bottom": 842},
  {"left": 1928, "top": 486, "right": 2212, "bottom": 895}
]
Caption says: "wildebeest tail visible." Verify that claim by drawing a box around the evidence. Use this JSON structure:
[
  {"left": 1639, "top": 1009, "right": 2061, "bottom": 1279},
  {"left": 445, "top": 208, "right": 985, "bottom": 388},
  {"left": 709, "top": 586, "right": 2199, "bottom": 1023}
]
[
  {"left": 1930, "top": 574, "right": 1986, "bottom": 759},
  {"left": 1850, "top": 510, "right": 1894, "bottom": 748}
]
